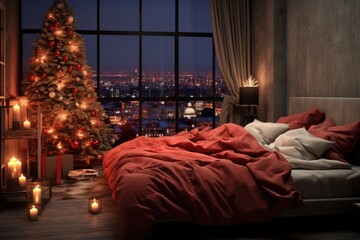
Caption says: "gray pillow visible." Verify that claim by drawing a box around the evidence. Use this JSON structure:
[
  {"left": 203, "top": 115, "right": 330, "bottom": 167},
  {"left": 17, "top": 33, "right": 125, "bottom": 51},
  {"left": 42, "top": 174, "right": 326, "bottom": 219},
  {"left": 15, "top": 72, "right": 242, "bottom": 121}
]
[
  {"left": 271, "top": 127, "right": 334, "bottom": 160},
  {"left": 245, "top": 119, "right": 289, "bottom": 145}
]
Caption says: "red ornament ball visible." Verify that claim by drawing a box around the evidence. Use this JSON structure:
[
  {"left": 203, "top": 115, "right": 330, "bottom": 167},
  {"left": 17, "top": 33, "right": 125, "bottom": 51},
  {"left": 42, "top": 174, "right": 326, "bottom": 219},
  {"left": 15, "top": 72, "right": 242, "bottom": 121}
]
[
  {"left": 63, "top": 55, "right": 69, "bottom": 61},
  {"left": 72, "top": 56, "right": 77, "bottom": 61},
  {"left": 48, "top": 25, "right": 55, "bottom": 31},
  {"left": 76, "top": 64, "right": 81, "bottom": 70},
  {"left": 68, "top": 30, "right": 73, "bottom": 36},
  {"left": 67, "top": 66, "right": 73, "bottom": 72},
  {"left": 49, "top": 40, "right": 55, "bottom": 47},
  {"left": 29, "top": 75, "right": 36, "bottom": 82},
  {"left": 86, "top": 139, "right": 93, "bottom": 147},
  {"left": 55, "top": 50, "right": 60, "bottom": 56},
  {"left": 70, "top": 140, "right": 80, "bottom": 149},
  {"left": 73, "top": 88, "right": 79, "bottom": 94},
  {"left": 78, "top": 126, "right": 84, "bottom": 132},
  {"left": 93, "top": 139, "right": 99, "bottom": 148},
  {"left": 90, "top": 111, "right": 96, "bottom": 117},
  {"left": 55, "top": 22, "right": 60, "bottom": 27},
  {"left": 41, "top": 73, "right": 47, "bottom": 78}
]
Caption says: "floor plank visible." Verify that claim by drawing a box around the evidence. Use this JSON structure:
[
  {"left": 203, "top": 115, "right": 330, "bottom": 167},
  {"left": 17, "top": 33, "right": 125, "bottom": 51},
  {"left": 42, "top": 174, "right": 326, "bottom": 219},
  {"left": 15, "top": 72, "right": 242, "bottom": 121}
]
[{"left": 1, "top": 167, "right": 360, "bottom": 240}]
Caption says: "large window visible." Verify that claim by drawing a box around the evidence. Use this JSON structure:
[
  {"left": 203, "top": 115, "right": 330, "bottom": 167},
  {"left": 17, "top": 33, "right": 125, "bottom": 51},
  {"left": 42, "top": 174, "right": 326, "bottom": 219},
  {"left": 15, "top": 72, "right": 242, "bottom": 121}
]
[{"left": 20, "top": 0, "right": 227, "bottom": 141}]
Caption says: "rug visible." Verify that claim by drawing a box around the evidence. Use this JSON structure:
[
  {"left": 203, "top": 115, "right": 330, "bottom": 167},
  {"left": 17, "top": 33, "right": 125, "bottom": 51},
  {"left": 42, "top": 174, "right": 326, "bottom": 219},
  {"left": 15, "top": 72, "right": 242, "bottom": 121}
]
[{"left": 51, "top": 166, "right": 112, "bottom": 201}]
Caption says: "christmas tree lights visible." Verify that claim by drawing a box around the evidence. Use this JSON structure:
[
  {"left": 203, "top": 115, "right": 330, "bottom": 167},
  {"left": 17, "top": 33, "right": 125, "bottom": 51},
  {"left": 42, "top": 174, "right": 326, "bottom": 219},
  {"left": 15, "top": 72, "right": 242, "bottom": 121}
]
[{"left": 24, "top": 0, "right": 113, "bottom": 163}]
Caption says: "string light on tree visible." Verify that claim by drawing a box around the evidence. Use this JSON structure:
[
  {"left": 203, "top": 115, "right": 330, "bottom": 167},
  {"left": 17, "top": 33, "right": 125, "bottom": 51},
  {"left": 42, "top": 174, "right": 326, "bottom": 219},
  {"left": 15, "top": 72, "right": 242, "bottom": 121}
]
[{"left": 24, "top": 0, "right": 113, "bottom": 161}]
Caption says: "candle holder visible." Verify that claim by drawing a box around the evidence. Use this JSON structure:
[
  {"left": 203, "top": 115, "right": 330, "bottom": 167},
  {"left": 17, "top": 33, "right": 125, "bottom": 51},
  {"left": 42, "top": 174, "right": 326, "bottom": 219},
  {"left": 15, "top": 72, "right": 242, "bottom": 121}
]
[
  {"left": 18, "top": 174, "right": 27, "bottom": 189},
  {"left": 27, "top": 203, "right": 40, "bottom": 221},
  {"left": 88, "top": 197, "right": 102, "bottom": 214},
  {"left": 12, "top": 104, "right": 21, "bottom": 130},
  {"left": 6, "top": 156, "right": 23, "bottom": 189},
  {"left": 27, "top": 180, "right": 52, "bottom": 212}
]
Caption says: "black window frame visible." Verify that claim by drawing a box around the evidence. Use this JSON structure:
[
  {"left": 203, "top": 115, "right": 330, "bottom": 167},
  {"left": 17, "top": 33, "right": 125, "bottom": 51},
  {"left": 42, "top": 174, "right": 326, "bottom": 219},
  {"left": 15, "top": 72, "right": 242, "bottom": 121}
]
[{"left": 19, "top": 0, "right": 223, "bottom": 137}]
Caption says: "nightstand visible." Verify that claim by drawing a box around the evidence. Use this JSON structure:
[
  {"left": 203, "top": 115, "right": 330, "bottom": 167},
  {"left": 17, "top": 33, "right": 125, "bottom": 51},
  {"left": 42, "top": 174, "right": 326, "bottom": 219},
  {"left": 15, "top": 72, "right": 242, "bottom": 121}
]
[{"left": 242, "top": 114, "right": 256, "bottom": 126}]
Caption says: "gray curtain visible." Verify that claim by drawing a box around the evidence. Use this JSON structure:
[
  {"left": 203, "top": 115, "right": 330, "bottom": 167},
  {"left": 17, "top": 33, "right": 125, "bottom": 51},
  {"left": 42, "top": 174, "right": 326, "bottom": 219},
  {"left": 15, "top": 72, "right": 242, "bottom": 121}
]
[{"left": 210, "top": 0, "right": 251, "bottom": 125}]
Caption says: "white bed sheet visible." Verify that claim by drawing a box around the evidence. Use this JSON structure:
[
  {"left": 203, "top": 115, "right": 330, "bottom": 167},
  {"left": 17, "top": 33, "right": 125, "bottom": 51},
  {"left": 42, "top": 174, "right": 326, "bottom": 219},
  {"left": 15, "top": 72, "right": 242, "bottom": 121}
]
[{"left": 291, "top": 166, "right": 360, "bottom": 199}]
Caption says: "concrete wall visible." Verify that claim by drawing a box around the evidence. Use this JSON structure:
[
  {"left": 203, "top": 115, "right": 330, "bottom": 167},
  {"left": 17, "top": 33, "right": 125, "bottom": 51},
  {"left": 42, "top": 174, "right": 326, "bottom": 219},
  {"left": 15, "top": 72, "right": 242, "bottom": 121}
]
[
  {"left": 252, "top": 0, "right": 360, "bottom": 121},
  {"left": 4, "top": 0, "right": 19, "bottom": 96},
  {"left": 251, "top": 0, "right": 286, "bottom": 122},
  {"left": 287, "top": 0, "right": 360, "bottom": 98}
]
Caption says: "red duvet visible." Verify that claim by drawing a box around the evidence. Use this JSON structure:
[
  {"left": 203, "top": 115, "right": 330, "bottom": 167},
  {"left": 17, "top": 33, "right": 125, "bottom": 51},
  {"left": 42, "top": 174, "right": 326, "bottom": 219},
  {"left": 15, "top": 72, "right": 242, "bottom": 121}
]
[{"left": 103, "top": 123, "right": 304, "bottom": 238}]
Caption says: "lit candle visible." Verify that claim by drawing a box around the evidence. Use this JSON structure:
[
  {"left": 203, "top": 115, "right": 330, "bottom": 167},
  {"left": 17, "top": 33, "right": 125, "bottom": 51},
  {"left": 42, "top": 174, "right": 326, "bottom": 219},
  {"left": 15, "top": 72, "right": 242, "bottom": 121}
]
[
  {"left": 13, "top": 104, "right": 21, "bottom": 122},
  {"left": 91, "top": 199, "right": 99, "bottom": 213},
  {"left": 19, "top": 174, "right": 26, "bottom": 187},
  {"left": 8, "top": 157, "right": 15, "bottom": 178},
  {"left": 7, "top": 156, "right": 19, "bottom": 179},
  {"left": 29, "top": 205, "right": 38, "bottom": 221},
  {"left": 15, "top": 159, "right": 22, "bottom": 178},
  {"left": 33, "top": 185, "right": 42, "bottom": 205},
  {"left": 23, "top": 119, "right": 31, "bottom": 129}
]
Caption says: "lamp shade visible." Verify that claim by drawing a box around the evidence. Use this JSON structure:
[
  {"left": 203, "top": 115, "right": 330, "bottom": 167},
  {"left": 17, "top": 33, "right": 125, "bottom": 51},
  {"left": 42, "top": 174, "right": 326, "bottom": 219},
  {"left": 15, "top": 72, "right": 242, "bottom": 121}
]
[{"left": 239, "top": 87, "right": 259, "bottom": 105}]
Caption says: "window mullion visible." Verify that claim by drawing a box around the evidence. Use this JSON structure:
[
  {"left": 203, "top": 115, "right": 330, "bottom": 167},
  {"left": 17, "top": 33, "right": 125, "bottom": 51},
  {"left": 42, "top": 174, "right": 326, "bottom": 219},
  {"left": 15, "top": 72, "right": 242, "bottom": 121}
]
[
  {"left": 138, "top": 0, "right": 143, "bottom": 136},
  {"left": 175, "top": 0, "right": 179, "bottom": 133}
]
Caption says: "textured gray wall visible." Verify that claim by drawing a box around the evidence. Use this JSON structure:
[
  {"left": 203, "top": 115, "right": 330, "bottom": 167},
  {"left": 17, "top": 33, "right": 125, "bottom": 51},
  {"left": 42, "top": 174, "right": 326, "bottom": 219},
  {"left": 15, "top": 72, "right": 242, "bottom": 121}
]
[
  {"left": 252, "top": 0, "right": 360, "bottom": 122},
  {"left": 251, "top": 0, "right": 274, "bottom": 121},
  {"left": 251, "top": 0, "right": 287, "bottom": 121},
  {"left": 287, "top": 0, "right": 360, "bottom": 98}
]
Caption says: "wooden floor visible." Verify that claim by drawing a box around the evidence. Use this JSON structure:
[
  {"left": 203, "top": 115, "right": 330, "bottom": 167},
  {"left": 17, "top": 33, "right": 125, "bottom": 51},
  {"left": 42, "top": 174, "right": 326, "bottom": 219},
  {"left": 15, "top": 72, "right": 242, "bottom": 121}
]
[
  {"left": 0, "top": 174, "right": 125, "bottom": 239},
  {"left": 1, "top": 170, "right": 360, "bottom": 240}
]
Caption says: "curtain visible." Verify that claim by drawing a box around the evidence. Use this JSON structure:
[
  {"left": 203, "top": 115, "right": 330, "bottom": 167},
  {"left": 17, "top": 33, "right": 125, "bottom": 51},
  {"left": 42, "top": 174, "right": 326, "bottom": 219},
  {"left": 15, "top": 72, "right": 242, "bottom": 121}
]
[{"left": 210, "top": 0, "right": 251, "bottom": 125}]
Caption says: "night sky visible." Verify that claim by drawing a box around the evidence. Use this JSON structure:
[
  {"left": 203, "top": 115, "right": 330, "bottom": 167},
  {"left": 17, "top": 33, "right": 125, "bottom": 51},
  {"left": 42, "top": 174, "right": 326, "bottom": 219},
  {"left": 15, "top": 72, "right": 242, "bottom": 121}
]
[{"left": 21, "top": 0, "right": 213, "bottom": 73}]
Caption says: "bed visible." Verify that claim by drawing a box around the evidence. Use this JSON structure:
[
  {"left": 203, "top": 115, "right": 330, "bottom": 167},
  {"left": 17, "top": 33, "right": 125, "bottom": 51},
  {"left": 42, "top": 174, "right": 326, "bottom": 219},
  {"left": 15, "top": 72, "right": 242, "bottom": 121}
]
[
  {"left": 103, "top": 97, "right": 360, "bottom": 239},
  {"left": 282, "top": 97, "right": 360, "bottom": 217}
]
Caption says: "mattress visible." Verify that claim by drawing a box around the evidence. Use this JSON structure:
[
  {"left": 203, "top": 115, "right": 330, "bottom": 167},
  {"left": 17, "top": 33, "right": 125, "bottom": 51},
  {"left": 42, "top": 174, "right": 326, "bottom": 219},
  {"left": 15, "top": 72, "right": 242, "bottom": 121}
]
[{"left": 291, "top": 166, "right": 360, "bottom": 199}]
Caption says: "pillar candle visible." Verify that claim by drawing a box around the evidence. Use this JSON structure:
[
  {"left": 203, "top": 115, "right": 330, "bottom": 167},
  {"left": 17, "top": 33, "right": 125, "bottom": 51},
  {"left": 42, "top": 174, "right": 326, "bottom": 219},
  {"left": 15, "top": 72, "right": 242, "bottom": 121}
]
[
  {"left": 33, "top": 185, "right": 42, "bottom": 205},
  {"left": 7, "top": 156, "right": 19, "bottom": 179},
  {"left": 15, "top": 159, "right": 22, "bottom": 178},
  {"left": 91, "top": 199, "right": 99, "bottom": 213},
  {"left": 29, "top": 205, "right": 38, "bottom": 221},
  {"left": 13, "top": 104, "right": 21, "bottom": 122},
  {"left": 19, "top": 174, "right": 26, "bottom": 187},
  {"left": 23, "top": 119, "right": 31, "bottom": 129},
  {"left": 8, "top": 158, "right": 15, "bottom": 179}
]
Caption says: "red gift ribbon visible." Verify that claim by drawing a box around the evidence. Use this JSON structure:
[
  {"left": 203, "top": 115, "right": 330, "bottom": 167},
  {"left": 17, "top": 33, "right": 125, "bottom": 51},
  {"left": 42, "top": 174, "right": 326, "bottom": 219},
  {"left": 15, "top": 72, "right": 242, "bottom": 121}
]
[
  {"left": 41, "top": 154, "right": 63, "bottom": 184},
  {"left": 41, "top": 154, "right": 46, "bottom": 180}
]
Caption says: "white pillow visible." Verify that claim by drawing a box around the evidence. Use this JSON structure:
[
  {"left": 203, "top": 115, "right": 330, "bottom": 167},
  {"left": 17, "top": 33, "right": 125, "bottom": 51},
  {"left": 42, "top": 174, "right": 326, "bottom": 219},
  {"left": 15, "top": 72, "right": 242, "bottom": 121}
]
[
  {"left": 245, "top": 119, "right": 289, "bottom": 145},
  {"left": 271, "top": 127, "right": 334, "bottom": 160}
]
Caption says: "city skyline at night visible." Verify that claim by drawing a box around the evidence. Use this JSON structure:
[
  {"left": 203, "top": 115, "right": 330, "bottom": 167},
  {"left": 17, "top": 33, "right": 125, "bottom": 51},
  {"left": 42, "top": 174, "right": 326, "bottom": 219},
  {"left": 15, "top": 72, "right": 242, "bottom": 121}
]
[{"left": 20, "top": 0, "right": 226, "bottom": 140}]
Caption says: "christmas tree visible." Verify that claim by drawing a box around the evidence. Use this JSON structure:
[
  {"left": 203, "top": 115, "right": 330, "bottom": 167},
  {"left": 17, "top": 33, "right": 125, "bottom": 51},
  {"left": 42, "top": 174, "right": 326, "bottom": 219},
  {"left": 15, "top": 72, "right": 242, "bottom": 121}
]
[{"left": 24, "top": 0, "right": 113, "bottom": 163}]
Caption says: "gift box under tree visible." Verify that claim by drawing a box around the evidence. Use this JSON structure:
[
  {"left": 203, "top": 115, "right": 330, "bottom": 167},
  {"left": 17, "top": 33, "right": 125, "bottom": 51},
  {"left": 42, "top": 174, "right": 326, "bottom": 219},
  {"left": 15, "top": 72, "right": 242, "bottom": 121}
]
[{"left": 42, "top": 154, "right": 73, "bottom": 185}]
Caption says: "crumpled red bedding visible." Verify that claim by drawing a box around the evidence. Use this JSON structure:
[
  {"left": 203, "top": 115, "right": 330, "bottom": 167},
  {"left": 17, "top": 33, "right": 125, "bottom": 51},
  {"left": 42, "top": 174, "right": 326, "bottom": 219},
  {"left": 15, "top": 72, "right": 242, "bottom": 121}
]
[{"left": 103, "top": 123, "right": 304, "bottom": 238}]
